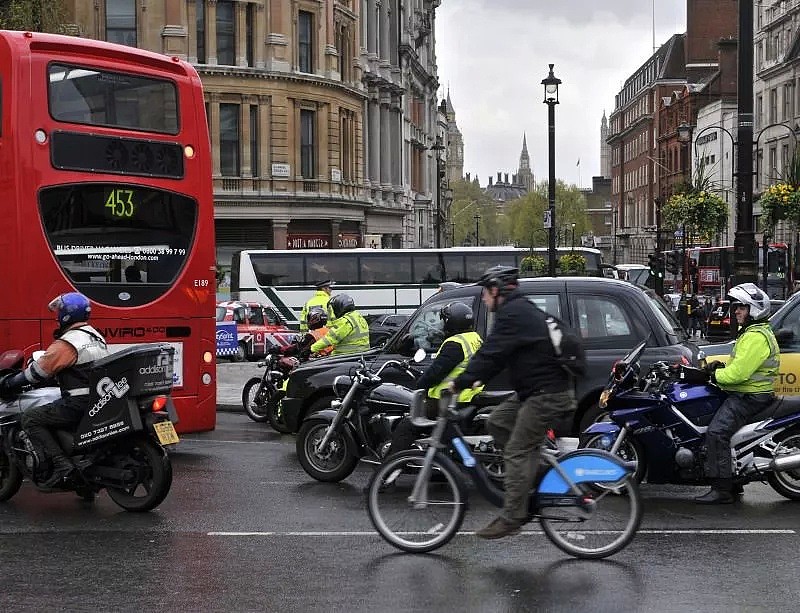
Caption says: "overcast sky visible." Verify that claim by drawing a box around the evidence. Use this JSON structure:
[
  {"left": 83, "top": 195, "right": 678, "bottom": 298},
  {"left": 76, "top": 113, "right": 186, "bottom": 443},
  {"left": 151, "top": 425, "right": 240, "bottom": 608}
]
[{"left": 436, "top": 0, "right": 687, "bottom": 188}]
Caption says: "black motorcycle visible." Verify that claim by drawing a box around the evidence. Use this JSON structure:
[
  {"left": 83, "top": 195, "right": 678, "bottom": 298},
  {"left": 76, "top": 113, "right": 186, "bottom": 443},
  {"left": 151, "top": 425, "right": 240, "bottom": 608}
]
[
  {"left": 295, "top": 352, "right": 425, "bottom": 482},
  {"left": 241, "top": 349, "right": 301, "bottom": 432},
  {"left": 0, "top": 344, "right": 178, "bottom": 512}
]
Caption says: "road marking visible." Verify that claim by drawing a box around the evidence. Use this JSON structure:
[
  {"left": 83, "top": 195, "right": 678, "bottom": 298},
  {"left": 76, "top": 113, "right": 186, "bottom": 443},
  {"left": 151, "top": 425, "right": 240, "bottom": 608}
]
[
  {"left": 176, "top": 438, "right": 283, "bottom": 445},
  {"left": 208, "top": 529, "right": 797, "bottom": 537}
]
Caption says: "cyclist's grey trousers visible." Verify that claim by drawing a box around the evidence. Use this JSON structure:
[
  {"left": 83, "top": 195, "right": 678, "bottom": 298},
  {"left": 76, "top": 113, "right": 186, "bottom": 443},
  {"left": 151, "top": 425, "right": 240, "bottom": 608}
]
[{"left": 487, "top": 390, "right": 576, "bottom": 522}]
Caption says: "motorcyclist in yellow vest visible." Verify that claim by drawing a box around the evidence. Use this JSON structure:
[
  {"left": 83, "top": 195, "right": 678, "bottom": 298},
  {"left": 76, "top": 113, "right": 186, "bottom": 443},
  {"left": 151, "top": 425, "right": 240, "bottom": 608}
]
[
  {"left": 384, "top": 302, "right": 483, "bottom": 459},
  {"left": 697, "top": 282, "right": 780, "bottom": 505},
  {"left": 310, "top": 294, "right": 370, "bottom": 356},
  {"left": 300, "top": 280, "right": 335, "bottom": 332}
]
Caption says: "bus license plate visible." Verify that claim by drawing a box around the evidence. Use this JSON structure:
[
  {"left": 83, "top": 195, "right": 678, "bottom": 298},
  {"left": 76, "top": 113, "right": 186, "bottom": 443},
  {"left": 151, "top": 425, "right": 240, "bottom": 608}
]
[{"left": 154, "top": 421, "right": 180, "bottom": 445}]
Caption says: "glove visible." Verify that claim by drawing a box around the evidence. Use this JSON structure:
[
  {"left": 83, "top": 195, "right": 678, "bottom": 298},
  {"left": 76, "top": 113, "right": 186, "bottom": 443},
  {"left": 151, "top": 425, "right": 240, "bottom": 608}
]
[
  {"left": 0, "top": 371, "right": 27, "bottom": 400},
  {"left": 705, "top": 360, "right": 725, "bottom": 372}
]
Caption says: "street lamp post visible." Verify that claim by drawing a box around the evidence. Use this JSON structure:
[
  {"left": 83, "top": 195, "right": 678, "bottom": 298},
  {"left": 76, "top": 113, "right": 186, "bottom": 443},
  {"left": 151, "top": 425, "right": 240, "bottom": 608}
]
[
  {"left": 677, "top": 122, "right": 693, "bottom": 294},
  {"left": 571, "top": 222, "right": 576, "bottom": 251},
  {"left": 431, "top": 137, "right": 446, "bottom": 249},
  {"left": 542, "top": 64, "right": 561, "bottom": 276},
  {"left": 451, "top": 222, "right": 455, "bottom": 247},
  {"left": 474, "top": 213, "right": 481, "bottom": 246}
]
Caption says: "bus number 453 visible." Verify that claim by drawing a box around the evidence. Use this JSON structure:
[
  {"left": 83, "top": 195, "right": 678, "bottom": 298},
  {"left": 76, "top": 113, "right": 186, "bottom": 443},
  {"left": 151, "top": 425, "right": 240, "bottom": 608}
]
[{"left": 105, "top": 189, "right": 135, "bottom": 218}]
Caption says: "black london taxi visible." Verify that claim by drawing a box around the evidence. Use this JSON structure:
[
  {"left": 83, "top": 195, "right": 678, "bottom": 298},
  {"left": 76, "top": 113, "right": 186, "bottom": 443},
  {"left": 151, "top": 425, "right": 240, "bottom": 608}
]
[{"left": 281, "top": 277, "right": 699, "bottom": 435}]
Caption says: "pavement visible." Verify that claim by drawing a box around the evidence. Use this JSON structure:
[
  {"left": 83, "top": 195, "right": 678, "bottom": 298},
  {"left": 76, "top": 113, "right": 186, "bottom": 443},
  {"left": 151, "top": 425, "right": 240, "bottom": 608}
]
[{"left": 216, "top": 361, "right": 261, "bottom": 412}]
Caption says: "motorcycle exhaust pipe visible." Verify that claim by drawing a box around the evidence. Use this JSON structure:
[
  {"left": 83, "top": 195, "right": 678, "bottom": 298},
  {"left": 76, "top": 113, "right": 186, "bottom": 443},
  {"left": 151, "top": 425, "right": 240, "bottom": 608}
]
[{"left": 770, "top": 452, "right": 800, "bottom": 472}]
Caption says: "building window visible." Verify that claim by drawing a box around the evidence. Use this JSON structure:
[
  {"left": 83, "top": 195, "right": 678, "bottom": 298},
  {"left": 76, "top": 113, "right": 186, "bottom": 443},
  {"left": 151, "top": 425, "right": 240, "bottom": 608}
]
[
  {"left": 335, "top": 22, "right": 352, "bottom": 82},
  {"left": 770, "top": 88, "right": 778, "bottom": 124},
  {"left": 250, "top": 105, "right": 259, "bottom": 177},
  {"left": 300, "top": 109, "right": 316, "bottom": 179},
  {"left": 341, "top": 109, "right": 355, "bottom": 181},
  {"left": 246, "top": 3, "right": 255, "bottom": 67},
  {"left": 217, "top": 1, "right": 236, "bottom": 66},
  {"left": 220, "top": 103, "right": 240, "bottom": 176},
  {"left": 298, "top": 11, "right": 314, "bottom": 73},
  {"left": 106, "top": 0, "right": 136, "bottom": 47},
  {"left": 196, "top": 0, "right": 206, "bottom": 63}
]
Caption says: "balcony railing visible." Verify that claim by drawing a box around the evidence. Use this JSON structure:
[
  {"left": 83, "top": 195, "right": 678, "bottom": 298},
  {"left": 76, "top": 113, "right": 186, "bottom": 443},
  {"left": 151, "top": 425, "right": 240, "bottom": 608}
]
[{"left": 214, "top": 176, "right": 365, "bottom": 199}]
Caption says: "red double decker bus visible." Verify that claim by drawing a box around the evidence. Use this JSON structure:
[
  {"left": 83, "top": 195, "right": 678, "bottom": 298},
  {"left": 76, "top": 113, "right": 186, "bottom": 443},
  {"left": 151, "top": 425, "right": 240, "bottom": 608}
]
[{"left": 0, "top": 31, "right": 216, "bottom": 432}]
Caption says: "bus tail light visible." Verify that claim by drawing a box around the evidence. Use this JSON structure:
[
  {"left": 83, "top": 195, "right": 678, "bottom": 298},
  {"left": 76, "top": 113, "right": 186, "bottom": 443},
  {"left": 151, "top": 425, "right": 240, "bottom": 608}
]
[
  {"left": 202, "top": 373, "right": 212, "bottom": 385},
  {"left": 152, "top": 396, "right": 168, "bottom": 412},
  {"left": 34, "top": 129, "right": 47, "bottom": 144},
  {"left": 184, "top": 145, "right": 195, "bottom": 159},
  {"left": 203, "top": 351, "right": 213, "bottom": 364}
]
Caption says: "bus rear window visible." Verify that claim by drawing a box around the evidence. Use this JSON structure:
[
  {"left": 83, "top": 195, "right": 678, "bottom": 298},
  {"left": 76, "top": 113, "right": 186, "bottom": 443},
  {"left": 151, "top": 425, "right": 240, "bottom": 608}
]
[
  {"left": 48, "top": 63, "right": 178, "bottom": 134},
  {"left": 39, "top": 184, "right": 197, "bottom": 307}
]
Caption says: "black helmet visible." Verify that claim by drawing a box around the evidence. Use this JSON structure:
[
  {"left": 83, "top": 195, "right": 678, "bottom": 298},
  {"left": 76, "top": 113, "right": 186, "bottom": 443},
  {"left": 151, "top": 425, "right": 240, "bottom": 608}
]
[
  {"left": 330, "top": 294, "right": 355, "bottom": 318},
  {"left": 476, "top": 265, "right": 519, "bottom": 293},
  {"left": 306, "top": 306, "right": 328, "bottom": 330},
  {"left": 440, "top": 302, "right": 474, "bottom": 335}
]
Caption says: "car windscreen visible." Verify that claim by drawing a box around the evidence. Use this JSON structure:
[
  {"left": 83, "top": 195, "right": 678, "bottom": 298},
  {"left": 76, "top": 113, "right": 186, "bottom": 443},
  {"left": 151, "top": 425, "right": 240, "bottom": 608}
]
[{"left": 647, "top": 292, "right": 686, "bottom": 340}]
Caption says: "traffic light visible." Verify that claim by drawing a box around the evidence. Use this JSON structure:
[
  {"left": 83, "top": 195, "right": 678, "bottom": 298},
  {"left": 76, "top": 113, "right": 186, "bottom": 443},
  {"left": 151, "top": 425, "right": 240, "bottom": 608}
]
[
  {"left": 665, "top": 251, "right": 679, "bottom": 275},
  {"left": 647, "top": 253, "right": 663, "bottom": 278}
]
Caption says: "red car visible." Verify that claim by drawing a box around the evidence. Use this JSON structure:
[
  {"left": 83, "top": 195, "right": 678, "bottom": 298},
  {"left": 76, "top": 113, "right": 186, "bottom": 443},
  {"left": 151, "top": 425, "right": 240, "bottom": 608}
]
[{"left": 216, "top": 301, "right": 297, "bottom": 361}]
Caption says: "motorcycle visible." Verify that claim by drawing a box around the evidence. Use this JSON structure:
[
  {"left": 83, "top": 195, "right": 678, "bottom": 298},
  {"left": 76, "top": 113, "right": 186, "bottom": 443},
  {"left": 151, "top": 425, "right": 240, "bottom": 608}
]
[
  {"left": 581, "top": 340, "right": 800, "bottom": 499},
  {"left": 295, "top": 350, "right": 427, "bottom": 482},
  {"left": 241, "top": 346, "right": 301, "bottom": 431},
  {"left": 0, "top": 344, "right": 179, "bottom": 511}
]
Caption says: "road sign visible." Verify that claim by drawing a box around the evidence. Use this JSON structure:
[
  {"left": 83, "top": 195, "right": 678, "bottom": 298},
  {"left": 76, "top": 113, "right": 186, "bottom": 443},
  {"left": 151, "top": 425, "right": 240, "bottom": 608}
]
[{"left": 543, "top": 209, "right": 552, "bottom": 229}]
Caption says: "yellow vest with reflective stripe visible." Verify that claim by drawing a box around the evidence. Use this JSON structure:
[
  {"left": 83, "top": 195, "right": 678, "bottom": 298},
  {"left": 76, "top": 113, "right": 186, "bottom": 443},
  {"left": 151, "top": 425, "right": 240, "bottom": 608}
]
[
  {"left": 724, "top": 321, "right": 779, "bottom": 393},
  {"left": 300, "top": 291, "right": 333, "bottom": 332},
  {"left": 310, "top": 310, "right": 370, "bottom": 355},
  {"left": 428, "top": 331, "right": 484, "bottom": 402}
]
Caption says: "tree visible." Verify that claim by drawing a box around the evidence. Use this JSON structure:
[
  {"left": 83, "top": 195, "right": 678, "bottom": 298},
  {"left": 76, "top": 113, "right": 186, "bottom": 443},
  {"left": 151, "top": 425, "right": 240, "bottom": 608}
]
[
  {"left": 504, "top": 180, "right": 591, "bottom": 248},
  {"left": 0, "top": 0, "right": 69, "bottom": 33},
  {"left": 449, "top": 179, "right": 504, "bottom": 246}
]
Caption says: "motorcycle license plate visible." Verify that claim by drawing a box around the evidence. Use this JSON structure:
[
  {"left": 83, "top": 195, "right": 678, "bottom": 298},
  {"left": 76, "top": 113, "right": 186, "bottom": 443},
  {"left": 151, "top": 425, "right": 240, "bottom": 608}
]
[{"left": 154, "top": 421, "right": 180, "bottom": 445}]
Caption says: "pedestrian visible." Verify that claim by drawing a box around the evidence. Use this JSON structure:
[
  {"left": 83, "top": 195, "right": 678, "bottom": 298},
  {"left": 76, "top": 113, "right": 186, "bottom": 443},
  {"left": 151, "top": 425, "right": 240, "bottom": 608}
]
[
  {"left": 449, "top": 265, "right": 576, "bottom": 539},
  {"left": 309, "top": 294, "right": 370, "bottom": 355},
  {"left": 300, "top": 279, "right": 335, "bottom": 332},
  {"left": 697, "top": 283, "right": 779, "bottom": 504}
]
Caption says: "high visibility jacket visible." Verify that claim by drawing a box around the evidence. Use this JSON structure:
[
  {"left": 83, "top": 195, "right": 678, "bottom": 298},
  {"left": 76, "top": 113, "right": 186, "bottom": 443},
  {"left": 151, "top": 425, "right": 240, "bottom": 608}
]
[
  {"left": 300, "top": 291, "right": 333, "bottom": 332},
  {"left": 309, "top": 327, "right": 332, "bottom": 356},
  {"left": 428, "top": 331, "right": 484, "bottom": 402},
  {"left": 310, "top": 310, "right": 370, "bottom": 355},
  {"left": 715, "top": 321, "right": 779, "bottom": 393}
]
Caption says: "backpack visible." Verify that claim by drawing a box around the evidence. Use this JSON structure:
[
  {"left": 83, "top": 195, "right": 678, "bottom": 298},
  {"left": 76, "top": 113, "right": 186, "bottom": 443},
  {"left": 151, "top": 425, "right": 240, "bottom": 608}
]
[{"left": 545, "top": 316, "right": 587, "bottom": 378}]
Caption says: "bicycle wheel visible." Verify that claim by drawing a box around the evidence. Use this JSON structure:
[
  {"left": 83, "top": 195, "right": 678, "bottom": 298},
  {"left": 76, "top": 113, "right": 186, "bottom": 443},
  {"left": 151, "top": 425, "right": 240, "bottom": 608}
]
[
  {"left": 367, "top": 450, "right": 467, "bottom": 553},
  {"left": 539, "top": 478, "right": 642, "bottom": 559}
]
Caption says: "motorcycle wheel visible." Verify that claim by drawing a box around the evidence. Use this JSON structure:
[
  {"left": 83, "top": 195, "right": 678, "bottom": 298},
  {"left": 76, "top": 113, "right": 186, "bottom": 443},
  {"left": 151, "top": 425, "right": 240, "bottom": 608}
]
[
  {"left": 767, "top": 429, "right": 800, "bottom": 500},
  {"left": 242, "top": 377, "right": 270, "bottom": 423},
  {"left": 266, "top": 392, "right": 292, "bottom": 434},
  {"left": 581, "top": 433, "right": 646, "bottom": 484},
  {"left": 296, "top": 420, "right": 358, "bottom": 482},
  {"left": 106, "top": 436, "right": 173, "bottom": 512},
  {"left": 0, "top": 446, "right": 22, "bottom": 502}
]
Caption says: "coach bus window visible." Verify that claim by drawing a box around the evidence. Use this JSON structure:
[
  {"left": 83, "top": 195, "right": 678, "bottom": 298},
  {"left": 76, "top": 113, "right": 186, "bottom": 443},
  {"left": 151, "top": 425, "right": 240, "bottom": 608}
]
[
  {"left": 251, "top": 254, "right": 303, "bottom": 286},
  {"left": 307, "top": 255, "right": 358, "bottom": 285},
  {"left": 48, "top": 63, "right": 179, "bottom": 134},
  {"left": 38, "top": 184, "right": 196, "bottom": 306},
  {"left": 464, "top": 252, "right": 517, "bottom": 283},
  {"left": 359, "top": 254, "right": 412, "bottom": 284}
]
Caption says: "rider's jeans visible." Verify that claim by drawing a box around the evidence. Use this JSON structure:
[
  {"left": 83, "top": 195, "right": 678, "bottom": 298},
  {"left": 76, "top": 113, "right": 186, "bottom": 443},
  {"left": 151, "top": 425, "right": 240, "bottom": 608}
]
[
  {"left": 21, "top": 397, "right": 84, "bottom": 458},
  {"left": 488, "top": 390, "right": 575, "bottom": 522},
  {"left": 704, "top": 391, "right": 774, "bottom": 481}
]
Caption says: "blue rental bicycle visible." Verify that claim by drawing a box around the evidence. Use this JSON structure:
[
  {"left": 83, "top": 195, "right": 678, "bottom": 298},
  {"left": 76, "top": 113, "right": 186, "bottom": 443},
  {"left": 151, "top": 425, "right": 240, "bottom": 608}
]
[{"left": 366, "top": 391, "right": 642, "bottom": 559}]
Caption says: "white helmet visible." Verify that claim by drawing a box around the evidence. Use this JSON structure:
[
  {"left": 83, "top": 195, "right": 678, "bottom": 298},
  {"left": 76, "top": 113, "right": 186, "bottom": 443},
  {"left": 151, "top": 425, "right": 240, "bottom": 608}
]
[{"left": 727, "top": 282, "right": 771, "bottom": 321}]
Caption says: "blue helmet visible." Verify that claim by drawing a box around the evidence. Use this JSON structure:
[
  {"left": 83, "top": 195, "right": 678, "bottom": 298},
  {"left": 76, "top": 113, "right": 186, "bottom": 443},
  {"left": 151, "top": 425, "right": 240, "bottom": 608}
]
[{"left": 48, "top": 292, "right": 91, "bottom": 327}]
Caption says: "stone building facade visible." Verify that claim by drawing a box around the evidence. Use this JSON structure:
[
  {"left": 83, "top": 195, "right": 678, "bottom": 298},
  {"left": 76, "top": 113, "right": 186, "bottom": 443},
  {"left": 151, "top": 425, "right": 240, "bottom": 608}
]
[{"left": 64, "top": 0, "right": 444, "bottom": 268}]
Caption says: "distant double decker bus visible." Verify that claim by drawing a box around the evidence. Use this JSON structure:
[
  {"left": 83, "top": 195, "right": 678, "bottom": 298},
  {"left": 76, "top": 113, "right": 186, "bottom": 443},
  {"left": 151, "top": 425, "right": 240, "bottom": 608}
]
[{"left": 0, "top": 31, "right": 216, "bottom": 432}]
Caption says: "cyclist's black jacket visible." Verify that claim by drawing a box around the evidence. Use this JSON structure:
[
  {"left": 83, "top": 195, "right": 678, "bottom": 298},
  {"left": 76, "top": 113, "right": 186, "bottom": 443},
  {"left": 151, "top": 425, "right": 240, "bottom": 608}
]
[{"left": 453, "top": 288, "right": 570, "bottom": 400}]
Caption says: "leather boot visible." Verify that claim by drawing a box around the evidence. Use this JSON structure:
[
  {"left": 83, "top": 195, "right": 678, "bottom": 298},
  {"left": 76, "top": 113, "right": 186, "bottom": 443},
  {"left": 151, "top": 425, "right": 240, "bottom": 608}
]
[
  {"left": 694, "top": 479, "right": 734, "bottom": 505},
  {"left": 42, "top": 455, "right": 75, "bottom": 488}
]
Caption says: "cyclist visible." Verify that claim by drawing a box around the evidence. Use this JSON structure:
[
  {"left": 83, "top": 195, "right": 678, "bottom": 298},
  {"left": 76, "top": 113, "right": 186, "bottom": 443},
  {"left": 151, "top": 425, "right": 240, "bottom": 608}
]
[{"left": 450, "top": 265, "right": 575, "bottom": 539}]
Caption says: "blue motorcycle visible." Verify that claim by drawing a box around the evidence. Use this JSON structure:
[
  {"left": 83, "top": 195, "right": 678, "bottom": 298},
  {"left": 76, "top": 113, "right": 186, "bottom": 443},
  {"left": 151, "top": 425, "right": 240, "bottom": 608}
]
[{"left": 581, "top": 341, "right": 800, "bottom": 499}]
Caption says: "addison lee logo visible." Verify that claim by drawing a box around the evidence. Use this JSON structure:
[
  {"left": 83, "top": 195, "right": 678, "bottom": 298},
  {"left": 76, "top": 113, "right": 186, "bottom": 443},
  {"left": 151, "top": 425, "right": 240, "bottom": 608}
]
[{"left": 90, "top": 376, "right": 130, "bottom": 417}]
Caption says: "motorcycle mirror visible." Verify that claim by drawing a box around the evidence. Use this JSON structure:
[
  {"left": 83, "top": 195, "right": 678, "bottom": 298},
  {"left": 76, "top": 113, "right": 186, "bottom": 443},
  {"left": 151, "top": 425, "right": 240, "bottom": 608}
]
[
  {"left": 697, "top": 350, "right": 706, "bottom": 361},
  {"left": 412, "top": 348, "right": 426, "bottom": 363}
]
